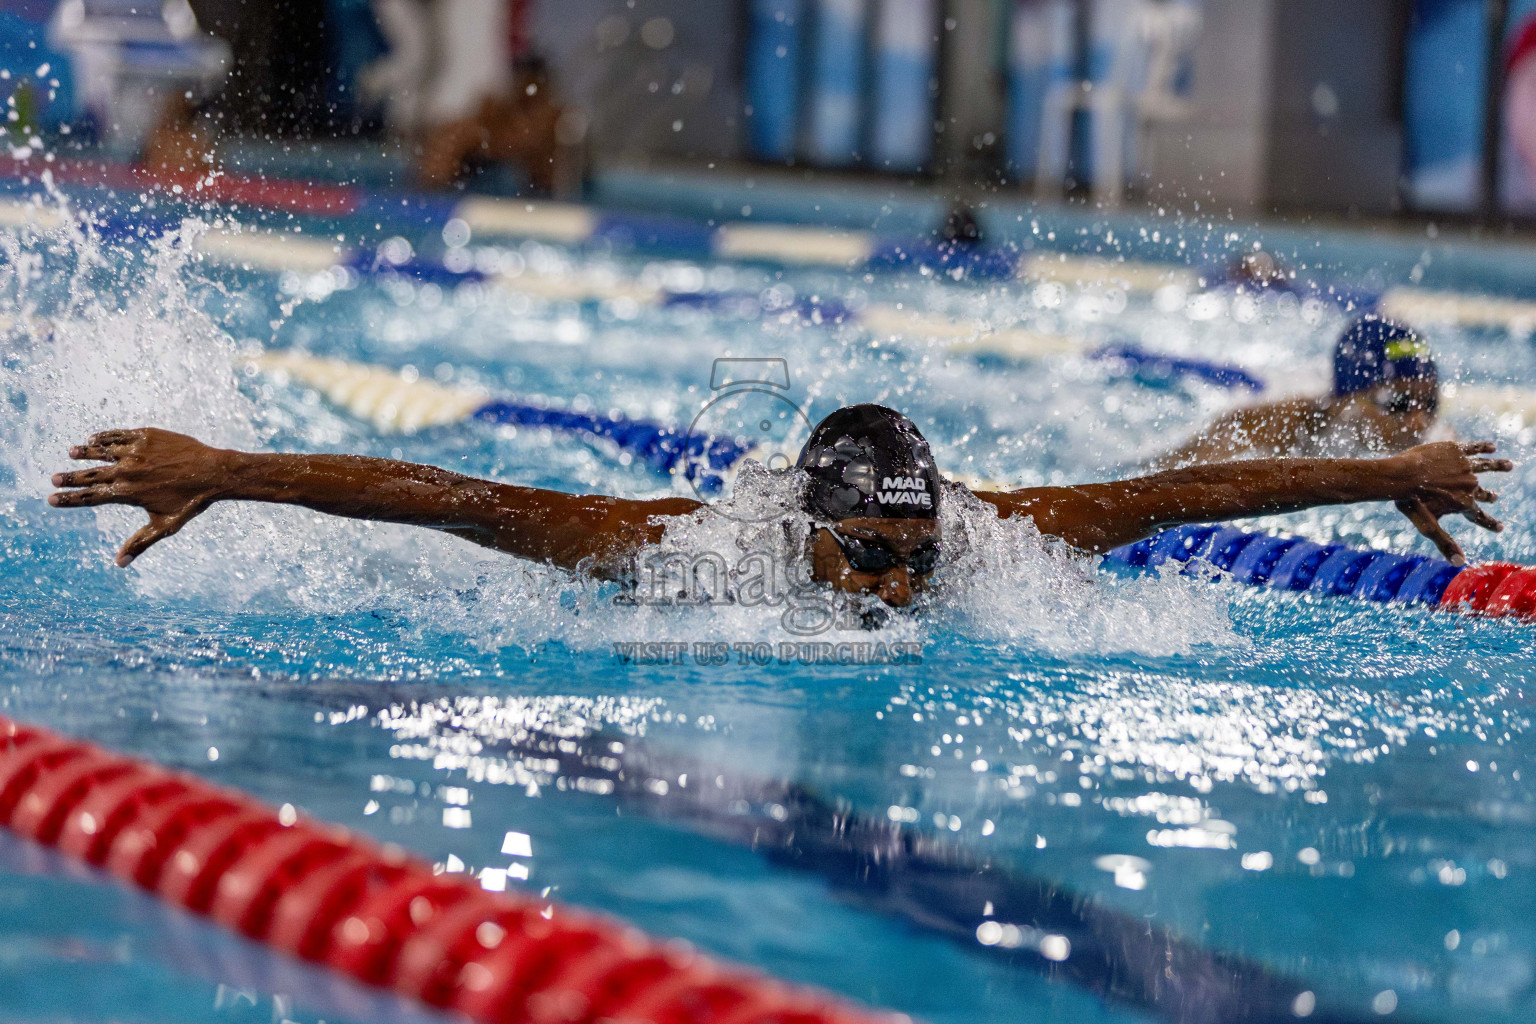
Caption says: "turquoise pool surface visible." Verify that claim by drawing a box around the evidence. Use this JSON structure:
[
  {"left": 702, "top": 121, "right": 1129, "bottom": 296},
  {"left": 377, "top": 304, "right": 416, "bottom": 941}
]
[{"left": 2, "top": 189, "right": 1536, "bottom": 1023}]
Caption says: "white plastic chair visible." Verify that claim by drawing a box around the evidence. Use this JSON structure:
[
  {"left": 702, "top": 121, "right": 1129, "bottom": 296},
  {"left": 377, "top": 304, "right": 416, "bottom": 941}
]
[{"left": 1035, "top": 0, "right": 1200, "bottom": 205}]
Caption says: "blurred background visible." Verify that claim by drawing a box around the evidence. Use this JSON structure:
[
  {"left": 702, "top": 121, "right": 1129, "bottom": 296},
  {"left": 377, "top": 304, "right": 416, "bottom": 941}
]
[
  {"left": 1, "top": 0, "right": 1534, "bottom": 223},
  {"left": 8, "top": 9, "right": 1536, "bottom": 1024}
]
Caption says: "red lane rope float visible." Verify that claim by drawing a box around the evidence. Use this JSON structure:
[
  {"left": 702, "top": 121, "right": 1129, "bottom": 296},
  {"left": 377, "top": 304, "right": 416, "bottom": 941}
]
[
  {"left": 1484, "top": 567, "right": 1536, "bottom": 618},
  {"left": 0, "top": 716, "right": 906, "bottom": 1024},
  {"left": 1439, "top": 562, "right": 1523, "bottom": 614},
  {"left": 0, "top": 157, "right": 362, "bottom": 217}
]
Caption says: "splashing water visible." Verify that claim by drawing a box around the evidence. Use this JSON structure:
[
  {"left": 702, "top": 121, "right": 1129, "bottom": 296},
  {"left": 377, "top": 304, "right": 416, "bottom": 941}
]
[
  {"left": 0, "top": 199, "right": 1239, "bottom": 656},
  {"left": 5, "top": 190, "right": 1536, "bottom": 1024}
]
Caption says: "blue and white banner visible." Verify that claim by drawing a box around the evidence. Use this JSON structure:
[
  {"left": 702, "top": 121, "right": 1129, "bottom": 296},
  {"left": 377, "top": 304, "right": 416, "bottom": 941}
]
[
  {"left": 745, "top": 0, "right": 805, "bottom": 162},
  {"left": 1006, "top": 0, "right": 1076, "bottom": 179},
  {"left": 804, "top": 0, "right": 867, "bottom": 166},
  {"left": 1403, "top": 0, "right": 1489, "bottom": 212},
  {"left": 869, "top": 0, "right": 937, "bottom": 171}
]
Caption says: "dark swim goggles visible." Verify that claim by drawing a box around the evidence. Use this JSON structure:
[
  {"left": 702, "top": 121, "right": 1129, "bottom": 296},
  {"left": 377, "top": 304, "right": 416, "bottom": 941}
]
[
  {"left": 1374, "top": 385, "right": 1439, "bottom": 416},
  {"left": 827, "top": 529, "right": 942, "bottom": 576}
]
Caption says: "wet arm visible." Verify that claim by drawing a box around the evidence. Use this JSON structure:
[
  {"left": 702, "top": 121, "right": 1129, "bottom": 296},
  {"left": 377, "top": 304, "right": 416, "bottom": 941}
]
[
  {"left": 218, "top": 451, "right": 702, "bottom": 572},
  {"left": 50, "top": 428, "right": 703, "bottom": 573},
  {"left": 975, "top": 442, "right": 1508, "bottom": 560}
]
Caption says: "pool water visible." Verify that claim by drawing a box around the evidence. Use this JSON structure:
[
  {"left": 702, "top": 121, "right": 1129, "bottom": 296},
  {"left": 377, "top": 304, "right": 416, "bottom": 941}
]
[{"left": 3, "top": 195, "right": 1536, "bottom": 1023}]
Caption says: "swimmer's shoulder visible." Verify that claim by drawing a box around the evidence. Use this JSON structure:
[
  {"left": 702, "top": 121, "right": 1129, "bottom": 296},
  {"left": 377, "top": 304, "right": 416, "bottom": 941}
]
[
  {"left": 1239, "top": 393, "right": 1333, "bottom": 422},
  {"left": 1222, "top": 394, "right": 1334, "bottom": 443}
]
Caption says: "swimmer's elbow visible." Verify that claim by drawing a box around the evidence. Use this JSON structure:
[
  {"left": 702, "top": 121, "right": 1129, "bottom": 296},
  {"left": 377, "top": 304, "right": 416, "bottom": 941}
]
[
  {"left": 1033, "top": 520, "right": 1120, "bottom": 553},
  {"left": 984, "top": 489, "right": 1111, "bottom": 550},
  {"left": 443, "top": 524, "right": 503, "bottom": 550},
  {"left": 977, "top": 488, "right": 1148, "bottom": 554}
]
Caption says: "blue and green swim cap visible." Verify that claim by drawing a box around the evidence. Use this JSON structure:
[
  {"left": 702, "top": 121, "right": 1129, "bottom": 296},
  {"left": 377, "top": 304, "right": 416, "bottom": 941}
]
[{"left": 1332, "top": 315, "right": 1437, "bottom": 397}]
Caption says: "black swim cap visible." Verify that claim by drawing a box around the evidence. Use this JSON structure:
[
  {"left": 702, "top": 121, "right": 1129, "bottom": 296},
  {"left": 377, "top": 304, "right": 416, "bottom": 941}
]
[{"left": 796, "top": 405, "right": 940, "bottom": 520}]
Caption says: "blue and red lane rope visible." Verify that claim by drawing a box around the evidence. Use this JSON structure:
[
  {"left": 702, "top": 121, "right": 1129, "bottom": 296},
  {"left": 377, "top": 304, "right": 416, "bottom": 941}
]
[{"left": 1104, "top": 523, "right": 1536, "bottom": 621}]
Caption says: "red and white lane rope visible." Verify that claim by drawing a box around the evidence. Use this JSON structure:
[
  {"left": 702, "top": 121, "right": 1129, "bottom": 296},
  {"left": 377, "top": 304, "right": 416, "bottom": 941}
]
[{"left": 0, "top": 715, "right": 907, "bottom": 1024}]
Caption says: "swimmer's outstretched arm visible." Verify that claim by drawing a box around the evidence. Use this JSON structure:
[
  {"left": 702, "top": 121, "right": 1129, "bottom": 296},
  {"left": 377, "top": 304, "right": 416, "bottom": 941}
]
[
  {"left": 48, "top": 428, "right": 703, "bottom": 575},
  {"left": 974, "top": 440, "right": 1511, "bottom": 566}
]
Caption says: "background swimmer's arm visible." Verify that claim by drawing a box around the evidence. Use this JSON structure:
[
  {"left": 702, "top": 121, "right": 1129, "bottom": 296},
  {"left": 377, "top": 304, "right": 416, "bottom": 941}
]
[
  {"left": 49, "top": 428, "right": 702, "bottom": 575},
  {"left": 1149, "top": 396, "right": 1331, "bottom": 469},
  {"left": 974, "top": 441, "right": 1511, "bottom": 565}
]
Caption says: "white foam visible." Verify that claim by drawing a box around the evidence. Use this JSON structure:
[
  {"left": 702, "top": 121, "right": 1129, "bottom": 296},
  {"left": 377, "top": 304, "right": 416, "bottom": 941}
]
[
  {"left": 0, "top": 208, "right": 486, "bottom": 611},
  {"left": 0, "top": 200, "right": 1238, "bottom": 656}
]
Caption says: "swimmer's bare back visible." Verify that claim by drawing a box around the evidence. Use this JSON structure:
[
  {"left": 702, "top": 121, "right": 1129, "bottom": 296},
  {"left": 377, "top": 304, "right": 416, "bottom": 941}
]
[
  {"left": 1153, "top": 379, "right": 1442, "bottom": 471},
  {"left": 50, "top": 427, "right": 1511, "bottom": 572}
]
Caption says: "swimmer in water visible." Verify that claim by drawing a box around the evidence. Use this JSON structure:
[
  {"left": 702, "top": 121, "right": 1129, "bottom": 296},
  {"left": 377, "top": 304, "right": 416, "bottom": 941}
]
[
  {"left": 1221, "top": 250, "right": 1292, "bottom": 292},
  {"left": 49, "top": 404, "right": 1508, "bottom": 609},
  {"left": 1154, "top": 314, "right": 1441, "bottom": 469}
]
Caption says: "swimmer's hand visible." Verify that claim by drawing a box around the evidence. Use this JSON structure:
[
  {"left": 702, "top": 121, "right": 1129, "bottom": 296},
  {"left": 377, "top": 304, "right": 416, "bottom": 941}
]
[
  {"left": 49, "top": 428, "right": 227, "bottom": 566},
  {"left": 1388, "top": 440, "right": 1512, "bottom": 566}
]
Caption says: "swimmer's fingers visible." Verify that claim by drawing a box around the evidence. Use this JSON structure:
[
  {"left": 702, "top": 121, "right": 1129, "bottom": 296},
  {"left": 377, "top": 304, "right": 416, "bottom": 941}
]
[
  {"left": 85, "top": 429, "right": 143, "bottom": 449},
  {"left": 1395, "top": 497, "right": 1466, "bottom": 566},
  {"left": 1462, "top": 505, "right": 1505, "bottom": 533},
  {"left": 1459, "top": 441, "right": 1499, "bottom": 456},
  {"left": 68, "top": 444, "right": 122, "bottom": 463},
  {"left": 51, "top": 466, "right": 115, "bottom": 488},
  {"left": 47, "top": 485, "right": 118, "bottom": 509},
  {"left": 1424, "top": 477, "right": 1504, "bottom": 532},
  {"left": 1469, "top": 458, "right": 1514, "bottom": 475},
  {"left": 71, "top": 429, "right": 147, "bottom": 463},
  {"left": 115, "top": 510, "right": 196, "bottom": 567}
]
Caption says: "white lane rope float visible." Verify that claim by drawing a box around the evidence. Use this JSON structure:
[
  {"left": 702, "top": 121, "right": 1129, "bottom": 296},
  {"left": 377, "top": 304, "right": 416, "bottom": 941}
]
[
  {"left": 250, "top": 351, "right": 756, "bottom": 494},
  {"left": 6, "top": 202, "right": 1536, "bottom": 405},
  {"left": 252, "top": 350, "right": 1536, "bottom": 480},
  {"left": 5, "top": 196, "right": 1536, "bottom": 331},
  {"left": 1375, "top": 288, "right": 1536, "bottom": 332}
]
